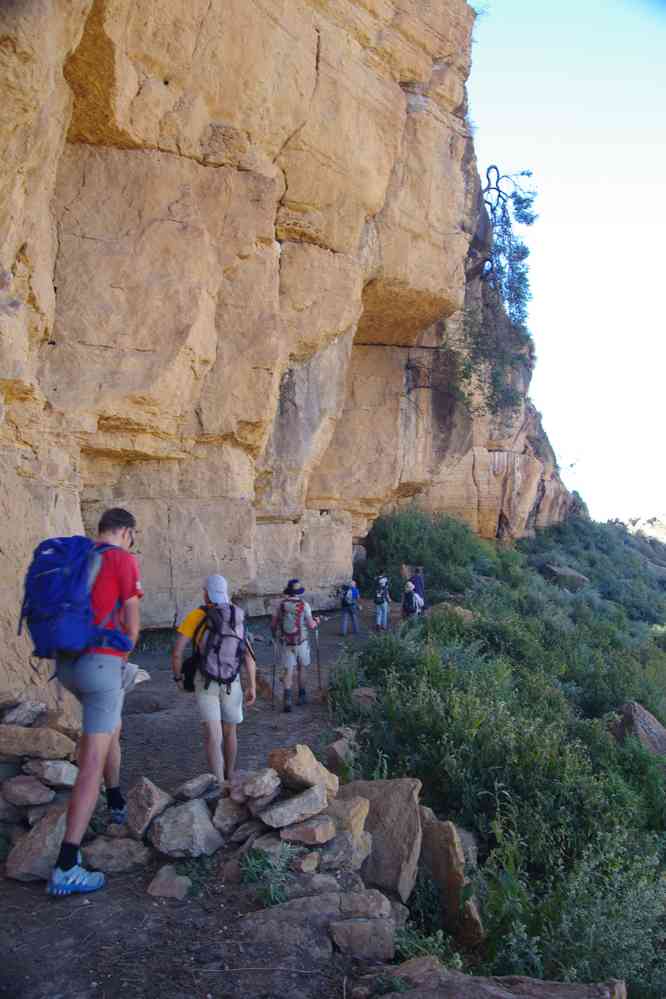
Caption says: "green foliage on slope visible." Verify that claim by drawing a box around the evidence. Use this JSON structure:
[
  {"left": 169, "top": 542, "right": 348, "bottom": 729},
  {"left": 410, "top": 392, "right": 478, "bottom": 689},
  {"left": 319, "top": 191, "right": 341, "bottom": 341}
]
[{"left": 334, "top": 511, "right": 666, "bottom": 995}]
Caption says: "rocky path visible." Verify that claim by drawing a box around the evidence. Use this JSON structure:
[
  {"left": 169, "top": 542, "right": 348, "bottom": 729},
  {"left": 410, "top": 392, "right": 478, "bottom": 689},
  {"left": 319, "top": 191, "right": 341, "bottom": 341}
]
[{"left": 0, "top": 609, "right": 373, "bottom": 999}]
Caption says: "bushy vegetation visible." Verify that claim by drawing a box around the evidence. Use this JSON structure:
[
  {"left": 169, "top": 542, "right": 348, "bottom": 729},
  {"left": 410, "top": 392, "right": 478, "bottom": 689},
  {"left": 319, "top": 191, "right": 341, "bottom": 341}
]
[{"left": 334, "top": 511, "right": 666, "bottom": 995}]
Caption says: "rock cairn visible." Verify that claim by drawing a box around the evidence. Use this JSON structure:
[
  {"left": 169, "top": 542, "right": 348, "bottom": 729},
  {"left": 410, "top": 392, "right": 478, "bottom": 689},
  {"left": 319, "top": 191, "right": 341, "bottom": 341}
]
[{"left": 0, "top": 696, "right": 78, "bottom": 880}]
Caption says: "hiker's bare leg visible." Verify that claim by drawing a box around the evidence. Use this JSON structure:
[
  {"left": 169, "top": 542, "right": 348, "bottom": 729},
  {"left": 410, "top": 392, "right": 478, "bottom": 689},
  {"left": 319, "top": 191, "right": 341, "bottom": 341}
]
[
  {"left": 202, "top": 719, "right": 225, "bottom": 785},
  {"left": 65, "top": 731, "right": 113, "bottom": 844},
  {"left": 222, "top": 723, "right": 238, "bottom": 782},
  {"left": 102, "top": 723, "right": 122, "bottom": 790},
  {"left": 283, "top": 662, "right": 294, "bottom": 691},
  {"left": 297, "top": 664, "right": 306, "bottom": 691}
]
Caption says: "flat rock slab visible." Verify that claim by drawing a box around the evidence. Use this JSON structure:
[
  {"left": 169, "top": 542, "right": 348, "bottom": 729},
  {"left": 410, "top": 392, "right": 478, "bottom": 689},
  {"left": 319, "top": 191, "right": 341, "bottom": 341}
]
[
  {"left": 2, "top": 775, "right": 55, "bottom": 806},
  {"left": 243, "top": 768, "right": 281, "bottom": 798},
  {"left": 280, "top": 815, "right": 336, "bottom": 845},
  {"left": 82, "top": 836, "right": 152, "bottom": 873},
  {"left": 340, "top": 778, "right": 422, "bottom": 902},
  {"left": 268, "top": 744, "right": 339, "bottom": 797},
  {"left": 610, "top": 701, "right": 666, "bottom": 760},
  {"left": 212, "top": 797, "right": 249, "bottom": 835},
  {"left": 384, "top": 956, "right": 627, "bottom": 999},
  {"left": 148, "top": 799, "right": 224, "bottom": 858},
  {"left": 147, "top": 864, "right": 192, "bottom": 900},
  {"left": 0, "top": 726, "right": 76, "bottom": 761},
  {"left": 127, "top": 777, "right": 173, "bottom": 838},
  {"left": 174, "top": 773, "right": 217, "bottom": 800},
  {"left": 260, "top": 784, "right": 327, "bottom": 829},
  {"left": 5, "top": 805, "right": 67, "bottom": 881},
  {"left": 22, "top": 759, "right": 78, "bottom": 789},
  {"left": 2, "top": 701, "right": 47, "bottom": 727}
]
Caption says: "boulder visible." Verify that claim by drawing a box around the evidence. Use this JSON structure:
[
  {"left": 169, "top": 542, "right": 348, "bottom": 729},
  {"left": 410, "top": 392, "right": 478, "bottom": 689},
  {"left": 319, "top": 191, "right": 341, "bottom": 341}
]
[
  {"left": 2, "top": 775, "right": 55, "bottom": 806},
  {"left": 147, "top": 864, "right": 192, "bottom": 900},
  {"left": 380, "top": 956, "right": 627, "bottom": 998},
  {"left": 323, "top": 796, "right": 369, "bottom": 838},
  {"left": 0, "top": 792, "right": 22, "bottom": 823},
  {"left": 22, "top": 759, "right": 78, "bottom": 789},
  {"left": 280, "top": 816, "right": 336, "bottom": 845},
  {"left": 609, "top": 701, "right": 666, "bottom": 762},
  {"left": 26, "top": 794, "right": 71, "bottom": 826},
  {"left": 260, "top": 784, "right": 328, "bottom": 829},
  {"left": 82, "top": 836, "right": 152, "bottom": 873},
  {"left": 173, "top": 774, "right": 217, "bottom": 800},
  {"left": 212, "top": 797, "right": 250, "bottom": 836},
  {"left": 283, "top": 872, "right": 339, "bottom": 899},
  {"left": 1, "top": 701, "right": 47, "bottom": 727},
  {"left": 242, "top": 768, "right": 281, "bottom": 799},
  {"left": 0, "top": 726, "right": 76, "bottom": 761},
  {"left": 420, "top": 807, "right": 484, "bottom": 945},
  {"left": 329, "top": 918, "right": 395, "bottom": 961},
  {"left": 149, "top": 799, "right": 224, "bottom": 858},
  {"left": 5, "top": 805, "right": 67, "bottom": 881},
  {"left": 339, "top": 779, "right": 422, "bottom": 902},
  {"left": 540, "top": 563, "right": 590, "bottom": 592},
  {"left": 319, "top": 831, "right": 372, "bottom": 871},
  {"left": 268, "top": 744, "right": 339, "bottom": 797},
  {"left": 250, "top": 832, "right": 283, "bottom": 859},
  {"left": 127, "top": 777, "right": 173, "bottom": 838}
]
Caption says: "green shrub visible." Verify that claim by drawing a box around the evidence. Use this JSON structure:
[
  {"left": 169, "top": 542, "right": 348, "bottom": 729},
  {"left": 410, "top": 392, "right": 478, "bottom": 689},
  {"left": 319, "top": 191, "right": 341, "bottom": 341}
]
[
  {"left": 240, "top": 845, "right": 298, "bottom": 906},
  {"left": 340, "top": 510, "right": 666, "bottom": 993}
]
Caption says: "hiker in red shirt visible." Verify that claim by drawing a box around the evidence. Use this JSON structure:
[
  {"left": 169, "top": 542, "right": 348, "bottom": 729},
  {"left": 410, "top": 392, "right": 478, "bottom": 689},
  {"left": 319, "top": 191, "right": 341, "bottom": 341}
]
[{"left": 48, "top": 508, "right": 142, "bottom": 897}]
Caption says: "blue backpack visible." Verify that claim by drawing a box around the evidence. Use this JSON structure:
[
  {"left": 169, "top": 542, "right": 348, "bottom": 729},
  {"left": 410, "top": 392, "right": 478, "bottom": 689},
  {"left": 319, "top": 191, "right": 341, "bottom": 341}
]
[{"left": 18, "top": 536, "right": 133, "bottom": 659}]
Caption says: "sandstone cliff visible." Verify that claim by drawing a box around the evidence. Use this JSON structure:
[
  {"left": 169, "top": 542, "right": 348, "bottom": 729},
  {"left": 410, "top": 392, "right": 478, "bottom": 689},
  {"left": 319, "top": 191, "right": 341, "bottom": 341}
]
[{"left": 0, "top": 0, "right": 571, "bottom": 699}]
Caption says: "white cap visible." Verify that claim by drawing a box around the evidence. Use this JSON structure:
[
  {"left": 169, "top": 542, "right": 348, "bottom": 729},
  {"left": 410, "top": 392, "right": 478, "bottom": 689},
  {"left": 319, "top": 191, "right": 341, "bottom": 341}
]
[
  {"left": 205, "top": 574, "right": 229, "bottom": 605},
  {"left": 405, "top": 581, "right": 415, "bottom": 591}
]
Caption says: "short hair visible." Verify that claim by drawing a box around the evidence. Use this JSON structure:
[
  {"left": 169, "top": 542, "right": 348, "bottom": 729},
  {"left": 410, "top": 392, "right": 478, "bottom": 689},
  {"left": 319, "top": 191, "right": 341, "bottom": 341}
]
[{"left": 98, "top": 507, "right": 136, "bottom": 534}]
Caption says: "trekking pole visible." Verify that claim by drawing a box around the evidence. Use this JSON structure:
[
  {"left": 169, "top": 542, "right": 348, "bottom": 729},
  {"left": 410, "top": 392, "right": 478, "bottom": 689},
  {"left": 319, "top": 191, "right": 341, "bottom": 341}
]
[
  {"left": 271, "top": 639, "right": 277, "bottom": 710},
  {"left": 315, "top": 626, "right": 322, "bottom": 692}
]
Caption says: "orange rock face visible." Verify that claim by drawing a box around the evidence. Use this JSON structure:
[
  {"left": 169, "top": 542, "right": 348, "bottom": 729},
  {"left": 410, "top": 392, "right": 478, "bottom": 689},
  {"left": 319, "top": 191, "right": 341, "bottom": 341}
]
[{"left": 0, "top": 0, "right": 571, "bottom": 700}]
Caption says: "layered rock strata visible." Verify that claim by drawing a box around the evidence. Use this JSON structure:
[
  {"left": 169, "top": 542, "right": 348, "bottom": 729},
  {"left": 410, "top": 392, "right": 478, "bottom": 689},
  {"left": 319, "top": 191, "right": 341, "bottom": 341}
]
[{"left": 0, "top": 0, "right": 571, "bottom": 698}]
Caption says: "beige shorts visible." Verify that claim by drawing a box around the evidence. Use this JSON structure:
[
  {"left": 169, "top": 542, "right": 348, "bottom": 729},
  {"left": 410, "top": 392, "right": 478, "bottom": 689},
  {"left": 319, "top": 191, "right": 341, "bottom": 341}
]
[
  {"left": 281, "top": 639, "right": 311, "bottom": 670},
  {"left": 194, "top": 674, "right": 243, "bottom": 725}
]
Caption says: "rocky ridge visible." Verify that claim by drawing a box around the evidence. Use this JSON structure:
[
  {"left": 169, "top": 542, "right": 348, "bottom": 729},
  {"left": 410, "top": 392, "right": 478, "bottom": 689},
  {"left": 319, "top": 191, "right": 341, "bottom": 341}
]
[
  {"left": 0, "top": 0, "right": 572, "bottom": 707},
  {"left": 1, "top": 729, "right": 626, "bottom": 997}
]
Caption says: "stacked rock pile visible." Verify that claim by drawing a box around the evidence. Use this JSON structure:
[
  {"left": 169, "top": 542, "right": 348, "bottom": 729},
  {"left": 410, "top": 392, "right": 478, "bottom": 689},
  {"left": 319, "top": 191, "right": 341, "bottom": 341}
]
[{"left": 0, "top": 696, "right": 79, "bottom": 880}]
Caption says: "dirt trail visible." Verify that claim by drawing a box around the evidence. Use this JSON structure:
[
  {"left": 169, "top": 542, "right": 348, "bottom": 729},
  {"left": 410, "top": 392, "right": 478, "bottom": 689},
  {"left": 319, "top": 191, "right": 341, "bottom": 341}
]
[{"left": 0, "top": 608, "right": 374, "bottom": 999}]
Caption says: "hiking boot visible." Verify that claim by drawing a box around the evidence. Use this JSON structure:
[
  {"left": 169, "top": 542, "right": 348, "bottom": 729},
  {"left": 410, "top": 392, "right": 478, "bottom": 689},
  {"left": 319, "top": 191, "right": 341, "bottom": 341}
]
[
  {"left": 108, "top": 804, "right": 128, "bottom": 825},
  {"left": 283, "top": 689, "right": 293, "bottom": 713},
  {"left": 297, "top": 688, "right": 307, "bottom": 706},
  {"left": 47, "top": 863, "right": 106, "bottom": 897}
]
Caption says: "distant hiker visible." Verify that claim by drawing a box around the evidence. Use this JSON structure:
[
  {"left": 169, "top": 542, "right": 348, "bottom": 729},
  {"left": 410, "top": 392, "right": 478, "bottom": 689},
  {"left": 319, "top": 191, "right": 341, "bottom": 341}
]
[
  {"left": 171, "top": 574, "right": 256, "bottom": 788},
  {"left": 40, "top": 507, "right": 142, "bottom": 897},
  {"left": 374, "top": 574, "right": 391, "bottom": 633},
  {"left": 402, "top": 580, "right": 424, "bottom": 620},
  {"left": 410, "top": 566, "right": 425, "bottom": 606},
  {"left": 340, "top": 579, "right": 361, "bottom": 636},
  {"left": 271, "top": 579, "right": 319, "bottom": 712}
]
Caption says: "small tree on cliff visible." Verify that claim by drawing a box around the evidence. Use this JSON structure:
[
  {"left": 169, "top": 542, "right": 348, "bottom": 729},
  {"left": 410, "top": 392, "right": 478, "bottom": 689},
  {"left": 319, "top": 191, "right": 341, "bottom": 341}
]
[{"left": 482, "top": 165, "right": 537, "bottom": 334}]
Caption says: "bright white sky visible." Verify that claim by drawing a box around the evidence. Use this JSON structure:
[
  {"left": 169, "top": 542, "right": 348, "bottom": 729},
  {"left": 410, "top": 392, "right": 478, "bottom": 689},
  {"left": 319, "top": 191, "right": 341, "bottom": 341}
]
[{"left": 467, "top": 0, "right": 666, "bottom": 522}]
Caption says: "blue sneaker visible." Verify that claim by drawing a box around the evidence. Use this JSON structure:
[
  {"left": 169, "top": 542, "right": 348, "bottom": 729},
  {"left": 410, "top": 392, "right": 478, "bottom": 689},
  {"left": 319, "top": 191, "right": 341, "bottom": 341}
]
[
  {"left": 108, "top": 805, "right": 127, "bottom": 825},
  {"left": 47, "top": 863, "right": 106, "bottom": 897}
]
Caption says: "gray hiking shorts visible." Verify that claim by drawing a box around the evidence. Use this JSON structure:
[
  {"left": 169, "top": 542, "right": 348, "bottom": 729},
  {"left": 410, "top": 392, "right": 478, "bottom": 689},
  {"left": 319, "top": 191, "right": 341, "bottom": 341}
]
[{"left": 56, "top": 653, "right": 124, "bottom": 734}]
